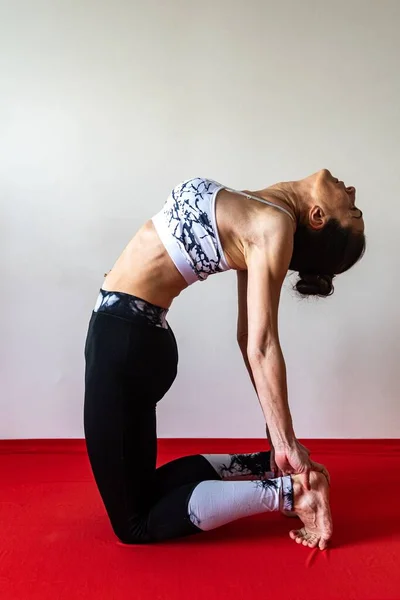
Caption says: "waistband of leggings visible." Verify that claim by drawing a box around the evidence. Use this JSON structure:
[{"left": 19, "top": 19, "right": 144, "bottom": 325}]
[{"left": 93, "top": 289, "right": 169, "bottom": 329}]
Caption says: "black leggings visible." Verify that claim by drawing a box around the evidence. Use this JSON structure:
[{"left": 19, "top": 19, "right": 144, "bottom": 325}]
[
  {"left": 84, "top": 300, "right": 274, "bottom": 544},
  {"left": 85, "top": 308, "right": 215, "bottom": 543}
]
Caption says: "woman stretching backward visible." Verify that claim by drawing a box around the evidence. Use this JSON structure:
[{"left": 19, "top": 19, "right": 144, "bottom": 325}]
[{"left": 84, "top": 169, "right": 365, "bottom": 549}]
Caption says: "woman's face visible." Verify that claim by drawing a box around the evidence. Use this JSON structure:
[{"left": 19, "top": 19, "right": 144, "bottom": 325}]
[{"left": 310, "top": 169, "right": 364, "bottom": 232}]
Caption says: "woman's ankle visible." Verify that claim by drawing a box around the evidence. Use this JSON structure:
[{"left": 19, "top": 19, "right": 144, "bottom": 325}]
[{"left": 291, "top": 474, "right": 306, "bottom": 513}]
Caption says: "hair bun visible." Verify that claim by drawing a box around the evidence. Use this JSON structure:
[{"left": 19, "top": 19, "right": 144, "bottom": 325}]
[{"left": 295, "top": 273, "right": 334, "bottom": 297}]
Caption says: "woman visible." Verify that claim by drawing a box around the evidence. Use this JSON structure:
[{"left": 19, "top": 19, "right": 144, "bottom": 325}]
[{"left": 84, "top": 169, "right": 365, "bottom": 549}]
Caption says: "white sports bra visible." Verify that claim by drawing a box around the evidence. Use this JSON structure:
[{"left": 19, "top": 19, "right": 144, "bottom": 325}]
[{"left": 152, "top": 177, "right": 294, "bottom": 285}]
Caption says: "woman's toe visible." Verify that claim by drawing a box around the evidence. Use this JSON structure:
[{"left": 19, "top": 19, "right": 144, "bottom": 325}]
[{"left": 319, "top": 537, "right": 329, "bottom": 550}]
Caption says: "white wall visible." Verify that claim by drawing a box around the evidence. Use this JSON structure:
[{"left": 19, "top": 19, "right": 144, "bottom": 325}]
[{"left": 1, "top": 0, "right": 399, "bottom": 439}]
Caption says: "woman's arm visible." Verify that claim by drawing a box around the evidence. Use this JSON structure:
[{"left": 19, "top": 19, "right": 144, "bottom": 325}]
[
  {"left": 243, "top": 218, "right": 311, "bottom": 479},
  {"left": 237, "top": 270, "right": 276, "bottom": 459},
  {"left": 237, "top": 270, "right": 255, "bottom": 386},
  {"left": 243, "top": 222, "right": 294, "bottom": 447}
]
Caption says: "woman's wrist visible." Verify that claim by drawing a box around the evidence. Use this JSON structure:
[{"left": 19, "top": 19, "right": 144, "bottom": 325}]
[{"left": 269, "top": 425, "right": 296, "bottom": 450}]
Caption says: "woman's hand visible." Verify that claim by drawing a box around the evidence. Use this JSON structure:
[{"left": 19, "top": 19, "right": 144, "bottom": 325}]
[
  {"left": 269, "top": 445, "right": 282, "bottom": 477},
  {"left": 273, "top": 440, "right": 331, "bottom": 487},
  {"left": 273, "top": 439, "right": 313, "bottom": 488}
]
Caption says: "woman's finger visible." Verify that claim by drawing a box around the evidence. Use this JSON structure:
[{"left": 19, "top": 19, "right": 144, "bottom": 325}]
[
  {"left": 309, "top": 460, "right": 331, "bottom": 485},
  {"left": 274, "top": 454, "right": 289, "bottom": 473},
  {"left": 321, "top": 467, "right": 330, "bottom": 484},
  {"left": 304, "top": 468, "right": 311, "bottom": 490}
]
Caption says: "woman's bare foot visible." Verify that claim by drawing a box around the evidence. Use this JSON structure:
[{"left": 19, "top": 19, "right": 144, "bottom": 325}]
[
  {"left": 282, "top": 467, "right": 330, "bottom": 519},
  {"left": 290, "top": 471, "right": 333, "bottom": 550}
]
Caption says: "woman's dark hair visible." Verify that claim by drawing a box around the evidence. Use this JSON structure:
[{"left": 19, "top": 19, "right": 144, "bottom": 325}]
[{"left": 290, "top": 218, "right": 366, "bottom": 297}]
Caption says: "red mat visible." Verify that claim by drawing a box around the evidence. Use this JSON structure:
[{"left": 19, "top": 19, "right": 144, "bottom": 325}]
[{"left": 1, "top": 439, "right": 400, "bottom": 600}]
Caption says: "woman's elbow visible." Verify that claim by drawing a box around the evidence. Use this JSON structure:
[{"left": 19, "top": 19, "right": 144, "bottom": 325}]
[
  {"left": 237, "top": 331, "right": 248, "bottom": 347},
  {"left": 247, "top": 347, "right": 266, "bottom": 368},
  {"left": 247, "top": 340, "right": 280, "bottom": 367}
]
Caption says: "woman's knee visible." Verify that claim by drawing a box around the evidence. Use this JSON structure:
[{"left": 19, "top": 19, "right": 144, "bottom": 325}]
[{"left": 113, "top": 518, "right": 153, "bottom": 545}]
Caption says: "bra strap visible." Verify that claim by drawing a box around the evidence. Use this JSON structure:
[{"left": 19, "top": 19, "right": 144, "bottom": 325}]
[{"left": 224, "top": 187, "right": 295, "bottom": 222}]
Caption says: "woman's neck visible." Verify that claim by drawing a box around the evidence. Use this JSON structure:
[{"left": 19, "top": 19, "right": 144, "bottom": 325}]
[{"left": 253, "top": 179, "right": 313, "bottom": 223}]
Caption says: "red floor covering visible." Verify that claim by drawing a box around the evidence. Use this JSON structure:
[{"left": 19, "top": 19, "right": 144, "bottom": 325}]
[{"left": 1, "top": 439, "right": 400, "bottom": 600}]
